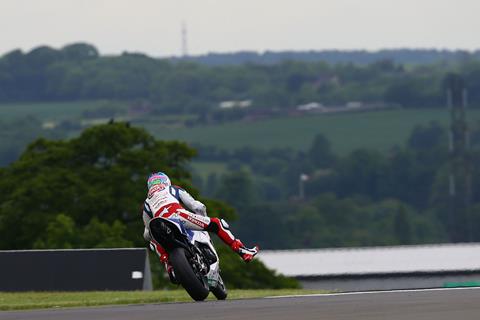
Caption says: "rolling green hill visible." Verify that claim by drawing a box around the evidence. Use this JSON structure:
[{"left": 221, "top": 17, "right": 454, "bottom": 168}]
[
  {"left": 148, "top": 109, "right": 480, "bottom": 156},
  {"left": 0, "top": 100, "right": 127, "bottom": 122},
  {"left": 2, "top": 101, "right": 479, "bottom": 156}
]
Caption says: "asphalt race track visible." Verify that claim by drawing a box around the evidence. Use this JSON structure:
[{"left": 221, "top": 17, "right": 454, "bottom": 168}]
[{"left": 2, "top": 287, "right": 480, "bottom": 320}]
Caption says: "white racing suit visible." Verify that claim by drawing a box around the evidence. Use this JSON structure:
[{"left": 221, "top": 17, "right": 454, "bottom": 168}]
[{"left": 142, "top": 185, "right": 257, "bottom": 264}]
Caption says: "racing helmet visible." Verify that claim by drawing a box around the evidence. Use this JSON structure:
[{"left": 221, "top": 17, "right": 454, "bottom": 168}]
[{"left": 147, "top": 172, "right": 171, "bottom": 191}]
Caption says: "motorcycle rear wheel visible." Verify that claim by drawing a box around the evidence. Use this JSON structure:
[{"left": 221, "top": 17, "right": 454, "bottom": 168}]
[{"left": 170, "top": 247, "right": 209, "bottom": 301}]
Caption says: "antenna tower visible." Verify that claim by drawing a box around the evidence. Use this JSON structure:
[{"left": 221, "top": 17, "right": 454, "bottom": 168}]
[
  {"left": 181, "top": 22, "right": 188, "bottom": 57},
  {"left": 447, "top": 74, "right": 472, "bottom": 242}
]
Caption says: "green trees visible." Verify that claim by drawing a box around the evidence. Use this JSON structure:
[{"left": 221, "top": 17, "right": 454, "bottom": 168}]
[
  {"left": 0, "top": 122, "right": 297, "bottom": 289},
  {"left": 3, "top": 44, "right": 480, "bottom": 255},
  {"left": 62, "top": 43, "right": 99, "bottom": 61},
  {"left": 232, "top": 194, "right": 445, "bottom": 249},
  {"left": 196, "top": 122, "right": 470, "bottom": 249},
  {"left": 0, "top": 116, "right": 68, "bottom": 166},
  {"left": 215, "top": 168, "right": 256, "bottom": 209},
  {"left": 308, "top": 134, "right": 336, "bottom": 168},
  {"left": 33, "top": 214, "right": 133, "bottom": 249},
  {"left": 2, "top": 43, "right": 480, "bottom": 110},
  {"left": 0, "top": 122, "right": 196, "bottom": 249}
]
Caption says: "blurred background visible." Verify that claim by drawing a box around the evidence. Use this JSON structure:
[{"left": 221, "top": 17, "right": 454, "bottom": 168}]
[{"left": 0, "top": 0, "right": 479, "bottom": 289}]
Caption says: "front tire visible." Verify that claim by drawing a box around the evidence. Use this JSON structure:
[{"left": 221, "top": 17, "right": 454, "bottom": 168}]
[
  {"left": 170, "top": 247, "right": 209, "bottom": 301},
  {"left": 210, "top": 275, "right": 228, "bottom": 300}
]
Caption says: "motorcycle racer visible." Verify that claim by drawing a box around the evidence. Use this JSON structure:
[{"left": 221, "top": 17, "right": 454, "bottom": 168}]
[{"left": 142, "top": 172, "right": 259, "bottom": 281}]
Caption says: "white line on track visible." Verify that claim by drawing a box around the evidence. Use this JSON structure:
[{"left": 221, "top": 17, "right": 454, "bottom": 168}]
[{"left": 265, "top": 286, "right": 480, "bottom": 299}]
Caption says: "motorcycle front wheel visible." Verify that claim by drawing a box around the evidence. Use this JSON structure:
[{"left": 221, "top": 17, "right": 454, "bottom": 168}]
[
  {"left": 210, "top": 275, "right": 228, "bottom": 300},
  {"left": 170, "top": 247, "right": 209, "bottom": 301}
]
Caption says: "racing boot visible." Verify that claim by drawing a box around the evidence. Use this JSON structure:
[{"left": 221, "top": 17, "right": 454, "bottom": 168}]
[
  {"left": 207, "top": 218, "right": 259, "bottom": 262},
  {"left": 231, "top": 239, "right": 259, "bottom": 262}
]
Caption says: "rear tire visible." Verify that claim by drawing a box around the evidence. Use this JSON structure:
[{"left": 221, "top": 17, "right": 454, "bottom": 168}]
[{"left": 170, "top": 247, "right": 209, "bottom": 301}]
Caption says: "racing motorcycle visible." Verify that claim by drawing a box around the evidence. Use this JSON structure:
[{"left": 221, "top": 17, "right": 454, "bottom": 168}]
[{"left": 149, "top": 215, "right": 228, "bottom": 301}]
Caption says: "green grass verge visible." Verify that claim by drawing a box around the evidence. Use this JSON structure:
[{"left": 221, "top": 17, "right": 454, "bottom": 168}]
[
  {"left": 0, "top": 289, "right": 327, "bottom": 311},
  {"left": 444, "top": 281, "right": 480, "bottom": 288}
]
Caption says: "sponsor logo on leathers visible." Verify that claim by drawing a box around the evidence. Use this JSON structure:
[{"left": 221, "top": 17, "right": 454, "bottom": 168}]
[{"left": 184, "top": 214, "right": 207, "bottom": 228}]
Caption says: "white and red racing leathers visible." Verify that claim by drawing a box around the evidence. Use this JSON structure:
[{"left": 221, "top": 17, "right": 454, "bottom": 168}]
[{"left": 142, "top": 185, "right": 255, "bottom": 263}]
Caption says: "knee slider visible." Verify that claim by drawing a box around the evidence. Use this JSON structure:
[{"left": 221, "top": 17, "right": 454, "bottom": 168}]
[
  {"left": 207, "top": 218, "right": 220, "bottom": 233},
  {"left": 220, "top": 219, "right": 230, "bottom": 229}
]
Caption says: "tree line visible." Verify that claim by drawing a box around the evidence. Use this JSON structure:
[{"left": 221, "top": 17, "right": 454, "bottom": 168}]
[
  {"left": 2, "top": 43, "right": 480, "bottom": 114},
  {"left": 195, "top": 122, "right": 480, "bottom": 248},
  {"left": 180, "top": 49, "right": 479, "bottom": 66}
]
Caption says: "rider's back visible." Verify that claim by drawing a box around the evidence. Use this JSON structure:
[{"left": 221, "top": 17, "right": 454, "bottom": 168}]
[{"left": 145, "top": 186, "right": 182, "bottom": 218}]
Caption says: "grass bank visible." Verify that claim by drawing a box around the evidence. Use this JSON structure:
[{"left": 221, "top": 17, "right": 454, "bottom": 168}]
[
  {"left": 149, "top": 108, "right": 480, "bottom": 155},
  {"left": 0, "top": 289, "right": 327, "bottom": 311}
]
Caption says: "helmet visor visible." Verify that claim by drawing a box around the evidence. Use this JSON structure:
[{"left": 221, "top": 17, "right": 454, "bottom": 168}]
[{"left": 147, "top": 173, "right": 170, "bottom": 190}]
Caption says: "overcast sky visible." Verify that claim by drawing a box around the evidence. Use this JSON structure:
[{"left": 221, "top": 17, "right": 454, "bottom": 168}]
[{"left": 1, "top": 0, "right": 478, "bottom": 57}]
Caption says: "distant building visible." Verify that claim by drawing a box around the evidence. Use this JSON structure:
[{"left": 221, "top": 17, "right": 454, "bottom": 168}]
[
  {"left": 346, "top": 101, "right": 363, "bottom": 109},
  {"left": 219, "top": 100, "right": 252, "bottom": 109},
  {"left": 296, "top": 102, "right": 325, "bottom": 112},
  {"left": 42, "top": 121, "right": 56, "bottom": 129},
  {"left": 258, "top": 243, "right": 480, "bottom": 292}
]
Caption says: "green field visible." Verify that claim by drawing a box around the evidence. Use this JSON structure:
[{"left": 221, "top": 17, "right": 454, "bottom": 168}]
[
  {"left": 148, "top": 109, "right": 480, "bottom": 156},
  {"left": 0, "top": 289, "right": 326, "bottom": 311},
  {"left": 0, "top": 100, "right": 127, "bottom": 122},
  {"left": 2, "top": 101, "right": 479, "bottom": 156}
]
